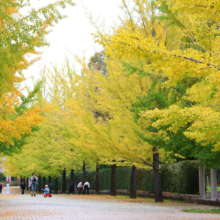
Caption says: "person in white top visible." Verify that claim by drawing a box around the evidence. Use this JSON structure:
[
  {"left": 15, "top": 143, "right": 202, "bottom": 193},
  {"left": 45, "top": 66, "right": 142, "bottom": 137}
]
[
  {"left": 28, "top": 178, "right": 31, "bottom": 188},
  {"left": 77, "top": 182, "right": 84, "bottom": 194},
  {"left": 83, "top": 182, "right": 90, "bottom": 194}
]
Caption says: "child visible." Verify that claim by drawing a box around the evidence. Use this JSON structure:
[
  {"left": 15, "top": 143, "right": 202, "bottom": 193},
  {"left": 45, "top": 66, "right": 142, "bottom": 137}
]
[
  {"left": 43, "top": 185, "right": 50, "bottom": 196},
  {"left": 21, "top": 180, "right": 26, "bottom": 194}
]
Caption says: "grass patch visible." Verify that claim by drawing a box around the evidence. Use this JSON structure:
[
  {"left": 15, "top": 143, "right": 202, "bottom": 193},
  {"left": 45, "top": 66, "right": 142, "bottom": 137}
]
[
  {"left": 112, "top": 196, "right": 131, "bottom": 200},
  {"left": 101, "top": 195, "right": 186, "bottom": 204},
  {"left": 183, "top": 209, "right": 220, "bottom": 214},
  {"left": 206, "top": 186, "right": 220, "bottom": 192},
  {"left": 65, "top": 194, "right": 186, "bottom": 204}
]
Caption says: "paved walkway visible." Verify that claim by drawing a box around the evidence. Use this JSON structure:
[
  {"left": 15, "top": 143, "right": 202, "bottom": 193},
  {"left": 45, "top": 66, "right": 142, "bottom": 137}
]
[{"left": 0, "top": 187, "right": 220, "bottom": 220}]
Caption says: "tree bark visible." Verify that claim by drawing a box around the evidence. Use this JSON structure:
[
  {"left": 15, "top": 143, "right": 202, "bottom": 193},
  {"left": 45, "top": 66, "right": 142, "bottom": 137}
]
[
  {"left": 71, "top": 169, "right": 74, "bottom": 183},
  {"left": 26, "top": 177, "right": 29, "bottom": 191},
  {"left": 153, "top": 147, "right": 163, "bottom": 202},
  {"left": 62, "top": 168, "right": 66, "bottom": 193},
  {"left": 71, "top": 169, "right": 75, "bottom": 193},
  {"left": 95, "top": 161, "right": 100, "bottom": 194},
  {"left": 130, "top": 165, "right": 137, "bottom": 199},
  {"left": 55, "top": 177, "right": 58, "bottom": 194},
  {"left": 38, "top": 176, "right": 41, "bottom": 193},
  {"left": 49, "top": 176, "right": 52, "bottom": 194},
  {"left": 43, "top": 177, "right": 46, "bottom": 189},
  {"left": 110, "top": 164, "right": 116, "bottom": 196},
  {"left": 82, "top": 161, "right": 86, "bottom": 183}
]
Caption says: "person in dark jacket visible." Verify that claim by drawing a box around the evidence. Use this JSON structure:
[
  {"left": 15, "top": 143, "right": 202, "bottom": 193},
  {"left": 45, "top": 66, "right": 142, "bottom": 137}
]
[
  {"left": 21, "top": 180, "right": 26, "bottom": 194},
  {"left": 68, "top": 181, "right": 74, "bottom": 195}
]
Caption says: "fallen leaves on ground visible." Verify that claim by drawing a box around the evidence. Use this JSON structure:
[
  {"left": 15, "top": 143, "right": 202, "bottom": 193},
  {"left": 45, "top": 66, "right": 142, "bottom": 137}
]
[{"left": 60, "top": 194, "right": 186, "bottom": 205}]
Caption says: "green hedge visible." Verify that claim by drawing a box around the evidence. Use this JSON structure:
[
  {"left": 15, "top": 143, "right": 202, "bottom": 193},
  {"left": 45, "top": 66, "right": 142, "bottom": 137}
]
[
  {"left": 0, "top": 173, "right": 5, "bottom": 182},
  {"left": 160, "top": 161, "right": 199, "bottom": 194},
  {"left": 67, "top": 160, "right": 199, "bottom": 194},
  {"left": 3, "top": 160, "right": 199, "bottom": 194}
]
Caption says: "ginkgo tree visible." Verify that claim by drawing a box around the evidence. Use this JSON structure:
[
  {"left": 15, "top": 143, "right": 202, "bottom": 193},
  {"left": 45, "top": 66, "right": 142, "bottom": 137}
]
[
  {"left": 138, "top": 0, "right": 220, "bottom": 167},
  {"left": 0, "top": 0, "right": 75, "bottom": 150},
  {"left": 3, "top": 63, "right": 97, "bottom": 189},
  {"left": 102, "top": 0, "right": 220, "bottom": 168},
  {"left": 5, "top": 0, "right": 219, "bottom": 202}
]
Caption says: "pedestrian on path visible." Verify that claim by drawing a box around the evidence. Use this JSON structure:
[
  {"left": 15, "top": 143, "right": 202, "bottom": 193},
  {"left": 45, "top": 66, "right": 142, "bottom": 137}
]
[
  {"left": 21, "top": 180, "right": 25, "bottom": 194},
  {"left": 28, "top": 178, "right": 31, "bottom": 188},
  {"left": 77, "top": 182, "right": 84, "bottom": 194},
  {"left": 0, "top": 182, "right": 2, "bottom": 194},
  {"left": 83, "top": 182, "right": 90, "bottom": 195},
  {"left": 68, "top": 181, "right": 74, "bottom": 195},
  {"left": 30, "top": 173, "right": 38, "bottom": 197}
]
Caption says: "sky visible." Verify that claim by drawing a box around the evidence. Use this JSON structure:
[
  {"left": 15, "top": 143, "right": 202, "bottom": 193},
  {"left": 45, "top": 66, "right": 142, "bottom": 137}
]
[{"left": 23, "top": 0, "right": 122, "bottom": 88}]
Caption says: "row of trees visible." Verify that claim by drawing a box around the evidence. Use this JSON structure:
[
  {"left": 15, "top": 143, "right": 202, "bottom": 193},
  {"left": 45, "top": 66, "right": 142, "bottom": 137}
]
[
  {"left": 2, "top": 0, "right": 220, "bottom": 202},
  {"left": 0, "top": 0, "right": 75, "bottom": 186}
]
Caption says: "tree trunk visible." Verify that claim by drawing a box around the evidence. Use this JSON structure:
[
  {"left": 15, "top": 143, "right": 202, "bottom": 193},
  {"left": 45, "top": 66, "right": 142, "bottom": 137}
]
[
  {"left": 153, "top": 147, "right": 163, "bottom": 202},
  {"left": 71, "top": 169, "right": 75, "bottom": 193},
  {"left": 62, "top": 168, "right": 66, "bottom": 193},
  {"left": 20, "top": 177, "right": 22, "bottom": 189},
  {"left": 95, "top": 161, "right": 100, "bottom": 194},
  {"left": 38, "top": 176, "right": 41, "bottom": 193},
  {"left": 71, "top": 169, "right": 74, "bottom": 183},
  {"left": 82, "top": 161, "right": 86, "bottom": 183},
  {"left": 55, "top": 177, "right": 58, "bottom": 194},
  {"left": 26, "top": 177, "right": 29, "bottom": 191},
  {"left": 110, "top": 164, "right": 116, "bottom": 196},
  {"left": 49, "top": 176, "right": 52, "bottom": 194},
  {"left": 43, "top": 177, "right": 46, "bottom": 189},
  {"left": 130, "top": 165, "right": 137, "bottom": 199}
]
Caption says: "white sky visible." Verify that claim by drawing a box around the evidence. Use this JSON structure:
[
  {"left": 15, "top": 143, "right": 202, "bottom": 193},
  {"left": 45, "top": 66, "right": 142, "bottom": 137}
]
[{"left": 23, "top": 0, "right": 122, "bottom": 89}]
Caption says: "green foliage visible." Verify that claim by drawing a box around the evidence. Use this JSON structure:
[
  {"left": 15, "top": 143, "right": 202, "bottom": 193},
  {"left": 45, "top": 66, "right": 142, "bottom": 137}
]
[
  {"left": 88, "top": 51, "right": 107, "bottom": 74},
  {"left": 0, "top": 80, "right": 42, "bottom": 155},
  {"left": 14, "top": 80, "right": 43, "bottom": 115},
  {"left": 0, "top": 0, "right": 75, "bottom": 95},
  {"left": 136, "top": 168, "right": 154, "bottom": 192},
  {"left": 161, "top": 161, "right": 199, "bottom": 194},
  {"left": 44, "top": 161, "right": 199, "bottom": 194},
  {"left": 116, "top": 167, "right": 131, "bottom": 190},
  {"left": 183, "top": 209, "right": 220, "bottom": 214},
  {"left": 0, "top": 173, "right": 5, "bottom": 182},
  {"left": 99, "top": 169, "right": 111, "bottom": 190}
]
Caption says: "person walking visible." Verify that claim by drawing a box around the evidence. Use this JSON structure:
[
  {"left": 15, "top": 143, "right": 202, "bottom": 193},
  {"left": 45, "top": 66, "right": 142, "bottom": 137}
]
[
  {"left": 30, "top": 173, "right": 38, "bottom": 197},
  {"left": 83, "top": 182, "right": 90, "bottom": 195},
  {"left": 21, "top": 180, "right": 26, "bottom": 194}
]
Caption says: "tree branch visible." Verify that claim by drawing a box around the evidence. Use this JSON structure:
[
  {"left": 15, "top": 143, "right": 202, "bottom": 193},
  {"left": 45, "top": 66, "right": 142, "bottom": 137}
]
[
  {"left": 117, "top": 40, "right": 220, "bottom": 71},
  {"left": 0, "top": 15, "right": 30, "bottom": 36},
  {"left": 170, "top": 86, "right": 192, "bottom": 106},
  {"left": 140, "top": 159, "right": 153, "bottom": 167},
  {"left": 122, "top": 0, "right": 135, "bottom": 31},
  {"left": 208, "top": 105, "right": 220, "bottom": 111}
]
